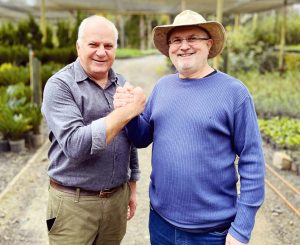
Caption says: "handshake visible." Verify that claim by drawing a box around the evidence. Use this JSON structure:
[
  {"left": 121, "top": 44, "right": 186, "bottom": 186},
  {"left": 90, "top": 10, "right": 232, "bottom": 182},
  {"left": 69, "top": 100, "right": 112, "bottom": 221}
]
[{"left": 113, "top": 82, "right": 146, "bottom": 118}]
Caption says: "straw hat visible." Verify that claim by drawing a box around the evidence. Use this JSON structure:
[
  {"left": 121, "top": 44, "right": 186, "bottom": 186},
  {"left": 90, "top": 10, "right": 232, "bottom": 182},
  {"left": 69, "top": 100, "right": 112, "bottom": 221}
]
[{"left": 152, "top": 10, "right": 226, "bottom": 58}]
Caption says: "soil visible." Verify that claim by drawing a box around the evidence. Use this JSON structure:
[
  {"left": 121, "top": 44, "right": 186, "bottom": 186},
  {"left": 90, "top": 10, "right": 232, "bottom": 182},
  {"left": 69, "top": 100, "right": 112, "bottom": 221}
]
[{"left": 0, "top": 55, "right": 299, "bottom": 245}]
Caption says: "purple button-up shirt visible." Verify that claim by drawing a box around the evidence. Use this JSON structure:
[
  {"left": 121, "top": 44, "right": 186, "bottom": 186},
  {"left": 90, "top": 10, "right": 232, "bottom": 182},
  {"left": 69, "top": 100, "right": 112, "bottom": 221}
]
[{"left": 42, "top": 58, "right": 140, "bottom": 191}]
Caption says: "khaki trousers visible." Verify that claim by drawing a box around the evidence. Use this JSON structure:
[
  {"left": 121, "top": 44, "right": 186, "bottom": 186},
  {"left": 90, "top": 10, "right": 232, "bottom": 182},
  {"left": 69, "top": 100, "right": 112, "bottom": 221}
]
[{"left": 47, "top": 183, "right": 130, "bottom": 245}]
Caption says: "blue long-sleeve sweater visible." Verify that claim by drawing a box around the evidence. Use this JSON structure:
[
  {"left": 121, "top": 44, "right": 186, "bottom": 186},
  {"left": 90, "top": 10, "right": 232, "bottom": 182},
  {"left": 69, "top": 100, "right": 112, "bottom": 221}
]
[{"left": 126, "top": 71, "right": 265, "bottom": 243}]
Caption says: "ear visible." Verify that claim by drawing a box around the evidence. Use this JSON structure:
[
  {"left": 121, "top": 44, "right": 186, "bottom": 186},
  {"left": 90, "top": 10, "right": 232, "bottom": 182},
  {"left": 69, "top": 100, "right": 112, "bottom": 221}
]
[
  {"left": 76, "top": 41, "right": 80, "bottom": 55},
  {"left": 207, "top": 39, "right": 213, "bottom": 50}
]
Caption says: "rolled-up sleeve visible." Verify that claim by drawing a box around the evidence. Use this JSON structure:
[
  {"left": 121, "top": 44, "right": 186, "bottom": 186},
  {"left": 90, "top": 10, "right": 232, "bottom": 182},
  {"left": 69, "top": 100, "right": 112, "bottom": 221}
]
[
  {"left": 91, "top": 118, "right": 107, "bottom": 154},
  {"left": 129, "top": 146, "right": 140, "bottom": 181},
  {"left": 42, "top": 78, "right": 106, "bottom": 160}
]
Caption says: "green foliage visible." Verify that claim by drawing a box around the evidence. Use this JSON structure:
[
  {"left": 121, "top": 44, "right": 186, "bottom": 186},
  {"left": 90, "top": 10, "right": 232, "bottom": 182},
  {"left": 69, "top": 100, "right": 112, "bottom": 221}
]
[
  {"left": 6, "top": 83, "right": 31, "bottom": 114},
  {"left": 227, "top": 12, "right": 300, "bottom": 73},
  {"left": 259, "top": 117, "right": 300, "bottom": 149},
  {"left": 0, "top": 22, "right": 17, "bottom": 46},
  {"left": 16, "top": 15, "right": 43, "bottom": 49},
  {"left": 0, "top": 84, "right": 32, "bottom": 140},
  {"left": 124, "top": 15, "right": 140, "bottom": 49},
  {"left": 41, "top": 62, "right": 64, "bottom": 89},
  {"left": 253, "top": 15, "right": 279, "bottom": 46},
  {"left": 227, "top": 25, "right": 271, "bottom": 73},
  {"left": 0, "top": 63, "right": 30, "bottom": 86},
  {"left": 23, "top": 103, "right": 43, "bottom": 134},
  {"left": 0, "top": 45, "right": 29, "bottom": 65},
  {"left": 286, "top": 13, "right": 300, "bottom": 45},
  {"left": 44, "top": 26, "right": 54, "bottom": 49},
  {"left": 35, "top": 47, "right": 77, "bottom": 64},
  {"left": 0, "top": 62, "right": 63, "bottom": 87},
  {"left": 236, "top": 71, "right": 300, "bottom": 118},
  {"left": 116, "top": 48, "right": 158, "bottom": 58},
  {"left": 285, "top": 53, "right": 300, "bottom": 71},
  {"left": 0, "top": 87, "right": 9, "bottom": 139},
  {"left": 0, "top": 45, "right": 77, "bottom": 66},
  {"left": 0, "top": 108, "right": 31, "bottom": 141},
  {"left": 56, "top": 20, "right": 73, "bottom": 48}
]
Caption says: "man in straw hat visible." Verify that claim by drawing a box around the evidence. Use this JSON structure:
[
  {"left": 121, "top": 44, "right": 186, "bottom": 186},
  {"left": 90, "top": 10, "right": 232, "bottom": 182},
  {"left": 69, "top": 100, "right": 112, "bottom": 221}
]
[{"left": 114, "top": 10, "right": 265, "bottom": 245}]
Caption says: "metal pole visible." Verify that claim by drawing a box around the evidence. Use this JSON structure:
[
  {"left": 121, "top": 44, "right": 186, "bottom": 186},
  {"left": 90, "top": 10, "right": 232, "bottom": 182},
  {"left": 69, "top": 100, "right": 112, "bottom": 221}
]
[
  {"left": 213, "top": 0, "right": 224, "bottom": 70},
  {"left": 279, "top": 0, "right": 287, "bottom": 72},
  {"left": 40, "top": 0, "right": 47, "bottom": 43},
  {"left": 181, "top": 0, "right": 186, "bottom": 11},
  {"left": 139, "top": 15, "right": 145, "bottom": 51}
]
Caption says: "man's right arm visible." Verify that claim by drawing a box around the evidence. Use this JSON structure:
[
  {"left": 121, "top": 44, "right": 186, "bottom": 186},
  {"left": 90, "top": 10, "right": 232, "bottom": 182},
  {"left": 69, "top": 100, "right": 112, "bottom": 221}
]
[
  {"left": 42, "top": 79, "right": 145, "bottom": 160},
  {"left": 106, "top": 86, "right": 146, "bottom": 144},
  {"left": 113, "top": 84, "right": 153, "bottom": 148}
]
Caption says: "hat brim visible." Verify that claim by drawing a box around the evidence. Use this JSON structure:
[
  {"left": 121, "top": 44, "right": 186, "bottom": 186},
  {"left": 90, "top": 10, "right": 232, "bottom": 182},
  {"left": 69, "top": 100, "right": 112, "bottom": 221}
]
[{"left": 152, "top": 21, "right": 226, "bottom": 58}]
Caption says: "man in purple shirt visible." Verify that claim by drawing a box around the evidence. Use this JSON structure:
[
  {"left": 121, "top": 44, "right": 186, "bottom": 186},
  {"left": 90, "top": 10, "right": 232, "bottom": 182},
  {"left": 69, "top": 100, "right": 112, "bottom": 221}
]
[
  {"left": 42, "top": 15, "right": 145, "bottom": 245},
  {"left": 114, "top": 10, "right": 265, "bottom": 245}
]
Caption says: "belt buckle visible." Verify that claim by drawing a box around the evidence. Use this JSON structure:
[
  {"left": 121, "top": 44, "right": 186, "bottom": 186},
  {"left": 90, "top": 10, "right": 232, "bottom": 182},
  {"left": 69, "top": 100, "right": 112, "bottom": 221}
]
[{"left": 99, "top": 189, "right": 113, "bottom": 198}]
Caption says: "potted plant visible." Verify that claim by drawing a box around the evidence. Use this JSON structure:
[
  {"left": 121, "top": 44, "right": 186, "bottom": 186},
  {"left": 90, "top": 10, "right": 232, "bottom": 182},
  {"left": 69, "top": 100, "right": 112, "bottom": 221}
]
[
  {"left": 28, "top": 103, "right": 44, "bottom": 147},
  {"left": 0, "top": 137, "right": 10, "bottom": 152},
  {"left": 5, "top": 83, "right": 33, "bottom": 150},
  {"left": 0, "top": 88, "right": 10, "bottom": 152},
  {"left": 2, "top": 107, "right": 32, "bottom": 153}
]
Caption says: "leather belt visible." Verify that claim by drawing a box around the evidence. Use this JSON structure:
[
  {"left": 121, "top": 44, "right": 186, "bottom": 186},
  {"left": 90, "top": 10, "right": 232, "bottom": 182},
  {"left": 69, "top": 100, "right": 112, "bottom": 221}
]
[{"left": 49, "top": 179, "right": 122, "bottom": 198}]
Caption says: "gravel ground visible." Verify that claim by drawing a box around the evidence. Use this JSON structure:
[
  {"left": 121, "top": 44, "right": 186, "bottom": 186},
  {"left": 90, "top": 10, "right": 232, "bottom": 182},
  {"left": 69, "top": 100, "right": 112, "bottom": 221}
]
[
  {"left": 0, "top": 150, "right": 34, "bottom": 193},
  {"left": 0, "top": 55, "right": 299, "bottom": 245},
  {"left": 260, "top": 142, "right": 300, "bottom": 245}
]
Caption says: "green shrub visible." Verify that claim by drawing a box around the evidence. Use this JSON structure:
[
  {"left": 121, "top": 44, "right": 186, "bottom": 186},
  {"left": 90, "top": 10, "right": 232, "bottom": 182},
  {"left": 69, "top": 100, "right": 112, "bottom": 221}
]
[
  {"left": 0, "top": 22, "right": 17, "bottom": 46},
  {"left": 0, "top": 62, "right": 63, "bottom": 87},
  {"left": 0, "top": 84, "right": 32, "bottom": 140},
  {"left": 16, "top": 15, "right": 43, "bottom": 49},
  {"left": 259, "top": 117, "right": 300, "bottom": 149},
  {"left": 35, "top": 47, "right": 77, "bottom": 64},
  {"left": 0, "top": 107, "right": 31, "bottom": 140},
  {"left": 0, "top": 63, "right": 30, "bottom": 86},
  {"left": 0, "top": 45, "right": 29, "bottom": 65},
  {"left": 285, "top": 53, "right": 300, "bottom": 71},
  {"left": 41, "top": 62, "right": 64, "bottom": 89},
  {"left": 235, "top": 71, "right": 300, "bottom": 118}
]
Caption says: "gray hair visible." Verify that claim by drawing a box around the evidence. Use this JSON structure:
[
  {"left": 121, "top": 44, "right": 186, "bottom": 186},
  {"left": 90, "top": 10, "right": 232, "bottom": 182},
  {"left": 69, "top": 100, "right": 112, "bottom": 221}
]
[{"left": 77, "top": 15, "right": 118, "bottom": 47}]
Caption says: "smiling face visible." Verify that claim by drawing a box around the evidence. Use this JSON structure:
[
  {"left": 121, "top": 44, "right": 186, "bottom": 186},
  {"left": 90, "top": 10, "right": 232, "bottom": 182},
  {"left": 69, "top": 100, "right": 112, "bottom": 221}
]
[
  {"left": 76, "top": 20, "right": 116, "bottom": 83},
  {"left": 168, "top": 26, "right": 213, "bottom": 79}
]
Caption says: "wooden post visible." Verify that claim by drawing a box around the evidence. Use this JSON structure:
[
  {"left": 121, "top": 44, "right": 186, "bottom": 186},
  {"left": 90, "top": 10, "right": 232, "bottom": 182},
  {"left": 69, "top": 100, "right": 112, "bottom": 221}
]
[
  {"left": 147, "top": 15, "right": 152, "bottom": 50},
  {"left": 40, "top": 0, "right": 47, "bottom": 43},
  {"left": 181, "top": 0, "right": 186, "bottom": 11},
  {"left": 234, "top": 14, "right": 240, "bottom": 33},
  {"left": 118, "top": 15, "right": 125, "bottom": 48},
  {"left": 279, "top": 0, "right": 287, "bottom": 72},
  {"left": 213, "top": 0, "right": 224, "bottom": 70},
  {"left": 139, "top": 15, "right": 145, "bottom": 51},
  {"left": 29, "top": 48, "right": 42, "bottom": 106},
  {"left": 252, "top": 13, "right": 258, "bottom": 31}
]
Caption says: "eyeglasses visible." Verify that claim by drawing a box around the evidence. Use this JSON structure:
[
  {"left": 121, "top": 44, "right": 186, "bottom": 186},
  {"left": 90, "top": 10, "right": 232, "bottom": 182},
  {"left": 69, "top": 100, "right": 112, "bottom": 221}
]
[{"left": 168, "top": 37, "right": 210, "bottom": 47}]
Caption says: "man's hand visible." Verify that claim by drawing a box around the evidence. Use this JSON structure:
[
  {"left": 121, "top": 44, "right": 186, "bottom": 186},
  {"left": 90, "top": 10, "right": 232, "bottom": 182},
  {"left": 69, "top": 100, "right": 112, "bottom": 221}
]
[
  {"left": 105, "top": 83, "right": 146, "bottom": 144},
  {"left": 129, "top": 86, "right": 146, "bottom": 116},
  {"left": 114, "top": 82, "right": 146, "bottom": 117},
  {"left": 127, "top": 181, "right": 137, "bottom": 220},
  {"left": 226, "top": 233, "right": 248, "bottom": 245},
  {"left": 114, "top": 82, "right": 134, "bottom": 109}
]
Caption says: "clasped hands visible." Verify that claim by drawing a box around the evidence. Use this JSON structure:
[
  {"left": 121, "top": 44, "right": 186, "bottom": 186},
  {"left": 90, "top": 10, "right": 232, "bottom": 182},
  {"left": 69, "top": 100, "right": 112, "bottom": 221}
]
[{"left": 113, "top": 82, "right": 146, "bottom": 117}]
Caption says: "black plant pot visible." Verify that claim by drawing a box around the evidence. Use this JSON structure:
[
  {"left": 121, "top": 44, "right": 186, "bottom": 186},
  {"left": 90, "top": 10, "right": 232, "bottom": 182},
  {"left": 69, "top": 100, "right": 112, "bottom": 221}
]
[{"left": 0, "top": 139, "right": 10, "bottom": 152}]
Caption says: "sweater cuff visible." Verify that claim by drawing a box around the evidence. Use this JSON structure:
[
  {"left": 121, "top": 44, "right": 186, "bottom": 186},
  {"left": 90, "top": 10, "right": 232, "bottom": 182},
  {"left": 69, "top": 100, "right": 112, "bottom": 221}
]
[{"left": 228, "top": 205, "right": 258, "bottom": 243}]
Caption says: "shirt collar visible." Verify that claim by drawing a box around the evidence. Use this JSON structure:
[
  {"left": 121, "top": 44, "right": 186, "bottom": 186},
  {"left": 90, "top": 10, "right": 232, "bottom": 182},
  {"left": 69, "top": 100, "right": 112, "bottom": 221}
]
[{"left": 74, "top": 58, "right": 120, "bottom": 87}]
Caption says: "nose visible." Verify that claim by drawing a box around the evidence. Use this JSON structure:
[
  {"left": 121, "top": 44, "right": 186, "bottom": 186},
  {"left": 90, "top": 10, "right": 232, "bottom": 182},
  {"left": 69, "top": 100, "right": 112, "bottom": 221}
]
[
  {"left": 96, "top": 44, "right": 106, "bottom": 56},
  {"left": 180, "top": 39, "right": 190, "bottom": 49}
]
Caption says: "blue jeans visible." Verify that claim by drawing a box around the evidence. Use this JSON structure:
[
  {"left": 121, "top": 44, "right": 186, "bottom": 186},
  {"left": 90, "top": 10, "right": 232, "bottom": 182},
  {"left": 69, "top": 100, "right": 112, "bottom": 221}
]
[{"left": 149, "top": 206, "right": 228, "bottom": 245}]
